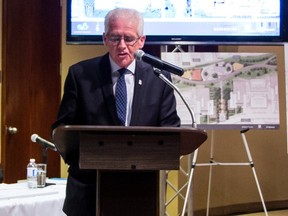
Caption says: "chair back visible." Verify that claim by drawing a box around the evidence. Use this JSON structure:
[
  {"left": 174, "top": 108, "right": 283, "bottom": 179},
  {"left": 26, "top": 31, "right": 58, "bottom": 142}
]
[{"left": 0, "top": 164, "right": 3, "bottom": 183}]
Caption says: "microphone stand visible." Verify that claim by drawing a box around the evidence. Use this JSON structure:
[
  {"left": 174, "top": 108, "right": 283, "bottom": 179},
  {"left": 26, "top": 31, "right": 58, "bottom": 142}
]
[
  {"left": 153, "top": 67, "right": 198, "bottom": 216},
  {"left": 41, "top": 145, "right": 48, "bottom": 164}
]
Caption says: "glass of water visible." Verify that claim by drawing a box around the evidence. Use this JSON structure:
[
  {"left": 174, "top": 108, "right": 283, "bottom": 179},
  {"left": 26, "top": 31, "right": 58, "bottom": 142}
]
[{"left": 37, "top": 164, "right": 47, "bottom": 188}]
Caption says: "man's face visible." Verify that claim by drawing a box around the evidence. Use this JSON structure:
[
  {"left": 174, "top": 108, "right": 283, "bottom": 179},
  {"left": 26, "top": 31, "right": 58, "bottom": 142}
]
[{"left": 103, "top": 18, "right": 146, "bottom": 68}]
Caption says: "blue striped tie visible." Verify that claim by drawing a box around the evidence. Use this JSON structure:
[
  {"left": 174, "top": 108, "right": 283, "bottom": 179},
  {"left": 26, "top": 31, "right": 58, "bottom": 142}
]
[{"left": 115, "top": 68, "right": 127, "bottom": 125}]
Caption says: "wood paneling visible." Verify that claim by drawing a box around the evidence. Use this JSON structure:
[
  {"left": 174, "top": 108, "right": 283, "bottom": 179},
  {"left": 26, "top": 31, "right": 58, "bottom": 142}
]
[{"left": 1, "top": 0, "right": 61, "bottom": 183}]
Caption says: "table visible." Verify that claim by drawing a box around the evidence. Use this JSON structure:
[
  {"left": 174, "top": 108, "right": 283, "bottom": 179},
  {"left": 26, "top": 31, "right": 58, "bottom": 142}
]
[{"left": 0, "top": 179, "right": 66, "bottom": 216}]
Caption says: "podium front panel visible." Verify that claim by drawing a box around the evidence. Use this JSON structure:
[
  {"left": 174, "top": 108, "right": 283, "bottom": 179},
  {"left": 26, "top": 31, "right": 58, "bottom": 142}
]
[{"left": 79, "top": 130, "right": 180, "bottom": 170}]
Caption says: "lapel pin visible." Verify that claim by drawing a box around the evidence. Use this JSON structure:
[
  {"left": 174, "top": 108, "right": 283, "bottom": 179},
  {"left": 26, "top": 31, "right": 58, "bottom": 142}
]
[{"left": 138, "top": 80, "right": 142, "bottom": 85}]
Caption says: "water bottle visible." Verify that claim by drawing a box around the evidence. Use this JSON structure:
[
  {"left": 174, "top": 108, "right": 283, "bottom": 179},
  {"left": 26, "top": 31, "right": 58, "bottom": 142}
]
[{"left": 27, "top": 158, "right": 37, "bottom": 189}]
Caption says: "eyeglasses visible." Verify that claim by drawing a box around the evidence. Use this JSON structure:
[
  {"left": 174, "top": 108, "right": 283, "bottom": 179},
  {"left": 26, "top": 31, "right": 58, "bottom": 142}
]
[{"left": 107, "top": 35, "right": 141, "bottom": 46}]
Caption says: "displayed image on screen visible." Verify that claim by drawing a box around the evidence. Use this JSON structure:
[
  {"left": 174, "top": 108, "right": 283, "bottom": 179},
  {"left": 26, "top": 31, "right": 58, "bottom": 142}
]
[{"left": 67, "top": 0, "right": 288, "bottom": 44}]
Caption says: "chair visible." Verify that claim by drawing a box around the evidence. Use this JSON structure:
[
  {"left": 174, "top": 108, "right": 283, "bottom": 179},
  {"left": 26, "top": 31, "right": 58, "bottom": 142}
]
[{"left": 0, "top": 164, "right": 3, "bottom": 183}]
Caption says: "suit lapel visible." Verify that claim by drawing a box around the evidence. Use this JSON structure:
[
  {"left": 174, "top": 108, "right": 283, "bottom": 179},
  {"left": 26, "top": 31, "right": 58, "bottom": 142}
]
[
  {"left": 130, "top": 62, "right": 147, "bottom": 125},
  {"left": 98, "top": 54, "right": 120, "bottom": 124}
]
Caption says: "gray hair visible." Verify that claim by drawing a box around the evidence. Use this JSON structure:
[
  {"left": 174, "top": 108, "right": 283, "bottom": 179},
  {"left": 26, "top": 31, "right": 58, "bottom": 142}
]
[{"left": 104, "top": 8, "right": 144, "bottom": 36}]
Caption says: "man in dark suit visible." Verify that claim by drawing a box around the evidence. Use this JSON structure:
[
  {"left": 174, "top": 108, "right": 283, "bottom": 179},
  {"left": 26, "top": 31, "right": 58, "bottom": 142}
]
[{"left": 52, "top": 7, "right": 180, "bottom": 216}]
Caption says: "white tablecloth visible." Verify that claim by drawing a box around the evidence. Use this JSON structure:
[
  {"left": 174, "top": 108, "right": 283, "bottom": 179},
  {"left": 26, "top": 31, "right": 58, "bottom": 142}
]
[{"left": 0, "top": 179, "right": 66, "bottom": 216}]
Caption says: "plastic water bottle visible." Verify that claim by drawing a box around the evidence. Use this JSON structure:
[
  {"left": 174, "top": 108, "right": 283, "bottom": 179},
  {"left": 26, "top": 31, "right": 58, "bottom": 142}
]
[{"left": 27, "top": 158, "right": 37, "bottom": 189}]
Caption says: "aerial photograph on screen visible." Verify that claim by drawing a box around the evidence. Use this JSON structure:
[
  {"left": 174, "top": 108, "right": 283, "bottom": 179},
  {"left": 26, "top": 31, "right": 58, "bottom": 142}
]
[
  {"left": 161, "top": 52, "right": 280, "bottom": 130},
  {"left": 70, "top": 0, "right": 280, "bottom": 37}
]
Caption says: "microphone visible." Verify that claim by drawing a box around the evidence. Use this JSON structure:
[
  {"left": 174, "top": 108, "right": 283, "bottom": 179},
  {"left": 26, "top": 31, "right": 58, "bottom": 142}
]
[
  {"left": 31, "top": 134, "right": 57, "bottom": 151},
  {"left": 134, "top": 50, "right": 184, "bottom": 76}
]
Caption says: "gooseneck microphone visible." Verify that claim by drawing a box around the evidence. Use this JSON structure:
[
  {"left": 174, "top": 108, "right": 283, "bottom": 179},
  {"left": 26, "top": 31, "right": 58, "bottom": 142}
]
[
  {"left": 31, "top": 134, "right": 57, "bottom": 151},
  {"left": 134, "top": 50, "right": 184, "bottom": 76}
]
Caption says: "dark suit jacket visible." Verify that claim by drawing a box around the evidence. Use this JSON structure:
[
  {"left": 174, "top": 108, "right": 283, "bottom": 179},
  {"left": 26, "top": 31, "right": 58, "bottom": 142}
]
[{"left": 52, "top": 53, "right": 180, "bottom": 216}]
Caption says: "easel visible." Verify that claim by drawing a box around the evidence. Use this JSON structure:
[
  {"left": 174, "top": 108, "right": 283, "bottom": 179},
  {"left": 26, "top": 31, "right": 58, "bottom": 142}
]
[
  {"left": 158, "top": 45, "right": 272, "bottom": 215},
  {"left": 181, "top": 129, "right": 268, "bottom": 216}
]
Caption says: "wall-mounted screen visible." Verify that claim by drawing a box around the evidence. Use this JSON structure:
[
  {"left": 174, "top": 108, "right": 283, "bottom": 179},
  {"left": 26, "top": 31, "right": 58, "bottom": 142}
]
[
  {"left": 67, "top": 0, "right": 288, "bottom": 45},
  {"left": 161, "top": 52, "right": 280, "bottom": 130}
]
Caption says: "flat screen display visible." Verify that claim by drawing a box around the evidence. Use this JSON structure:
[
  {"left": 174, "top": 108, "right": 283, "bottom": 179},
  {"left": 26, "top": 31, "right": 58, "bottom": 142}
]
[{"left": 67, "top": 0, "right": 288, "bottom": 44}]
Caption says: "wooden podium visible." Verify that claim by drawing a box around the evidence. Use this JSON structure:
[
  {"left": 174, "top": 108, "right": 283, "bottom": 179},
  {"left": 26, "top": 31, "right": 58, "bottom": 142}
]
[{"left": 53, "top": 125, "right": 207, "bottom": 216}]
